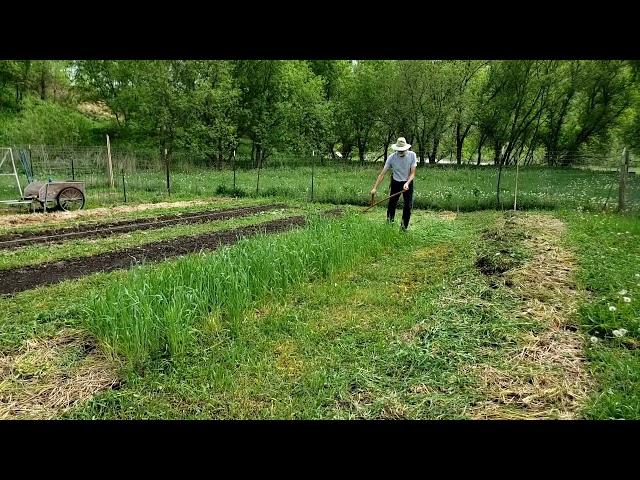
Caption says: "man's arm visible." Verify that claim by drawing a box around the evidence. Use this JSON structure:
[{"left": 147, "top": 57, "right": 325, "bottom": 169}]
[
  {"left": 403, "top": 153, "right": 417, "bottom": 191},
  {"left": 371, "top": 165, "right": 389, "bottom": 195},
  {"left": 403, "top": 165, "right": 416, "bottom": 191}
]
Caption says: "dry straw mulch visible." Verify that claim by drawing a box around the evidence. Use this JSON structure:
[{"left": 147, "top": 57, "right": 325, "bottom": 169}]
[
  {"left": 0, "top": 199, "right": 215, "bottom": 229},
  {"left": 0, "top": 329, "right": 119, "bottom": 419},
  {"left": 469, "top": 213, "right": 592, "bottom": 419}
]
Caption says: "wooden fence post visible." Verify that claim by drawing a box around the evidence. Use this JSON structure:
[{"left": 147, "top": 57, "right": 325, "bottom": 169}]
[
  {"left": 106, "top": 134, "right": 114, "bottom": 189},
  {"left": 618, "top": 146, "right": 629, "bottom": 212}
]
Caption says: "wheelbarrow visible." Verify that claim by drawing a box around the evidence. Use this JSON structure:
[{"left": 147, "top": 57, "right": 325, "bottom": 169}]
[{"left": 22, "top": 180, "right": 86, "bottom": 212}]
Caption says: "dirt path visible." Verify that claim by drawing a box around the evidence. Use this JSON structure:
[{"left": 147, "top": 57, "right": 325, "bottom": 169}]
[
  {"left": 0, "top": 199, "right": 216, "bottom": 229},
  {"left": 469, "top": 213, "right": 592, "bottom": 419},
  {"left": 0, "top": 215, "right": 306, "bottom": 295},
  {"left": 0, "top": 204, "right": 286, "bottom": 250}
]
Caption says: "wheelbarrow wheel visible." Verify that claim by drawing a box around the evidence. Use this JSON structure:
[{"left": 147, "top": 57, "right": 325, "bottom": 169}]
[{"left": 57, "top": 187, "right": 85, "bottom": 211}]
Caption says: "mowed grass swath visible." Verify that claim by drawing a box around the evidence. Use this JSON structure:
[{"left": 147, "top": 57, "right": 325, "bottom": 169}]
[{"left": 86, "top": 213, "right": 403, "bottom": 370}]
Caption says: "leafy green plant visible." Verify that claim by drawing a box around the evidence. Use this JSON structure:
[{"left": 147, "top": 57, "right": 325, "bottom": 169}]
[{"left": 86, "top": 213, "right": 402, "bottom": 371}]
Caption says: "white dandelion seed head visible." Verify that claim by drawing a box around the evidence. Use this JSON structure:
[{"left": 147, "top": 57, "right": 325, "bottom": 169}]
[
  {"left": 613, "top": 329, "right": 628, "bottom": 337},
  {"left": 590, "top": 336, "right": 599, "bottom": 344},
  {"left": 623, "top": 297, "right": 631, "bottom": 303},
  {"left": 619, "top": 290, "right": 628, "bottom": 295},
  {"left": 609, "top": 306, "right": 617, "bottom": 312}
]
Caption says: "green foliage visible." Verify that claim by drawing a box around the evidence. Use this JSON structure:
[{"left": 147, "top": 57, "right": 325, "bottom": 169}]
[
  {"left": 540, "top": 61, "right": 634, "bottom": 164},
  {"left": 85, "top": 214, "right": 402, "bottom": 370},
  {"left": 564, "top": 211, "right": 640, "bottom": 419},
  {"left": 0, "top": 96, "right": 98, "bottom": 145},
  {"left": 1, "top": 60, "right": 639, "bottom": 168}
]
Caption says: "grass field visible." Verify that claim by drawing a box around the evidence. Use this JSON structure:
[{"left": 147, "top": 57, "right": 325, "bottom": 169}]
[
  {"left": 1, "top": 195, "right": 637, "bottom": 419},
  {"left": 2, "top": 164, "right": 639, "bottom": 212}
]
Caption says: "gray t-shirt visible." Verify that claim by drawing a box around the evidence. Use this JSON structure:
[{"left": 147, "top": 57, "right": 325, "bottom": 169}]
[{"left": 384, "top": 151, "right": 417, "bottom": 182}]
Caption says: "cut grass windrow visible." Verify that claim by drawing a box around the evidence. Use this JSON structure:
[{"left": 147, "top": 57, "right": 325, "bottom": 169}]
[{"left": 86, "top": 213, "right": 403, "bottom": 371}]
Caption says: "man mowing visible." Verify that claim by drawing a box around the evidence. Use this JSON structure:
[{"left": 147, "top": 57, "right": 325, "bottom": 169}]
[{"left": 370, "top": 137, "right": 417, "bottom": 230}]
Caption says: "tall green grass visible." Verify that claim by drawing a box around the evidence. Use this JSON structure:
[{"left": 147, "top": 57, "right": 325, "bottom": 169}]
[
  {"left": 86, "top": 213, "right": 402, "bottom": 370},
  {"left": 563, "top": 210, "right": 640, "bottom": 418}
]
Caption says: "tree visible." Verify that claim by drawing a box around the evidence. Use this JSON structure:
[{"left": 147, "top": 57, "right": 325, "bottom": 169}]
[
  {"left": 450, "top": 60, "right": 487, "bottom": 164},
  {"left": 274, "top": 61, "right": 329, "bottom": 156},
  {"left": 308, "top": 60, "right": 351, "bottom": 159},
  {"left": 396, "top": 61, "right": 457, "bottom": 166},
  {"left": 533, "top": 60, "right": 635, "bottom": 165},
  {"left": 334, "top": 60, "right": 388, "bottom": 163},
  {"left": 73, "top": 60, "right": 138, "bottom": 129},
  {"left": 376, "top": 61, "right": 407, "bottom": 162},
  {"left": 179, "top": 61, "right": 240, "bottom": 167}
]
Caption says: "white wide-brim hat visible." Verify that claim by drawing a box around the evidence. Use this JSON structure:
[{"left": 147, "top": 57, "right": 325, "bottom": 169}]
[{"left": 391, "top": 137, "right": 411, "bottom": 151}]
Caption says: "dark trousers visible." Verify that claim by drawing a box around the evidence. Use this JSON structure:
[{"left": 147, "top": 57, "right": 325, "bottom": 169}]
[{"left": 387, "top": 179, "right": 414, "bottom": 228}]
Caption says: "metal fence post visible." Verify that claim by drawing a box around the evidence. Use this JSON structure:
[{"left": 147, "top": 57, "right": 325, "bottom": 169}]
[
  {"left": 311, "top": 150, "right": 315, "bottom": 202},
  {"left": 165, "top": 148, "right": 170, "bottom": 197},
  {"left": 619, "top": 146, "right": 629, "bottom": 211},
  {"left": 256, "top": 154, "right": 261, "bottom": 195},
  {"left": 122, "top": 168, "right": 127, "bottom": 203},
  {"left": 513, "top": 159, "right": 519, "bottom": 211}
]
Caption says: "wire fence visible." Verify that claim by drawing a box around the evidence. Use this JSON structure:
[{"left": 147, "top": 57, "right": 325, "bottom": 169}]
[{"left": 0, "top": 144, "right": 638, "bottom": 213}]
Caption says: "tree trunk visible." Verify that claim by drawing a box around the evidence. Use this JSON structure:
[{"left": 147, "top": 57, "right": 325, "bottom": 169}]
[
  {"left": 40, "top": 68, "right": 46, "bottom": 100},
  {"left": 251, "top": 141, "right": 256, "bottom": 167},
  {"left": 456, "top": 123, "right": 472, "bottom": 165},
  {"left": 496, "top": 156, "right": 504, "bottom": 207},
  {"left": 383, "top": 128, "right": 394, "bottom": 163},
  {"left": 524, "top": 148, "right": 535, "bottom": 166},
  {"left": 416, "top": 137, "right": 425, "bottom": 167},
  {"left": 326, "top": 142, "right": 335, "bottom": 164},
  {"left": 357, "top": 140, "right": 366, "bottom": 164},
  {"left": 512, "top": 142, "right": 525, "bottom": 166},
  {"left": 476, "top": 133, "right": 487, "bottom": 166},
  {"left": 340, "top": 142, "right": 352, "bottom": 161},
  {"left": 217, "top": 139, "right": 223, "bottom": 169},
  {"left": 493, "top": 139, "right": 501, "bottom": 165},
  {"left": 254, "top": 144, "right": 262, "bottom": 168},
  {"left": 428, "top": 137, "right": 440, "bottom": 164},
  {"left": 456, "top": 124, "right": 463, "bottom": 165}
]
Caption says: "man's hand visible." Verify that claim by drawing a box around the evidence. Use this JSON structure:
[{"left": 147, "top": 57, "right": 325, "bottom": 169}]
[
  {"left": 403, "top": 182, "right": 410, "bottom": 191},
  {"left": 370, "top": 188, "right": 377, "bottom": 196}
]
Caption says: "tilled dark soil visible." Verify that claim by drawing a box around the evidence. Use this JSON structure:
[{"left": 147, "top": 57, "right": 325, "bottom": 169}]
[
  {"left": 0, "top": 204, "right": 287, "bottom": 250},
  {"left": 0, "top": 215, "right": 305, "bottom": 295}
]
